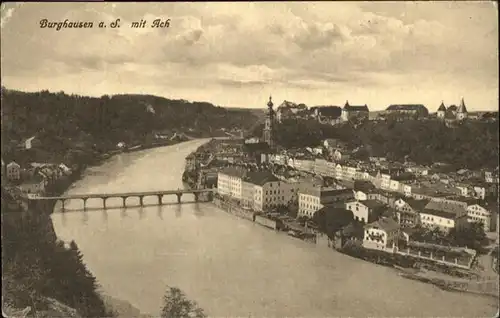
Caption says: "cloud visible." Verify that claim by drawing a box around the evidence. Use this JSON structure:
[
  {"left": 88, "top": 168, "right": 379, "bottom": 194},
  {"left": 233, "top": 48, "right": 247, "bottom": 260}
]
[
  {"left": 0, "top": 3, "right": 23, "bottom": 28},
  {"left": 0, "top": 2, "right": 498, "bottom": 111}
]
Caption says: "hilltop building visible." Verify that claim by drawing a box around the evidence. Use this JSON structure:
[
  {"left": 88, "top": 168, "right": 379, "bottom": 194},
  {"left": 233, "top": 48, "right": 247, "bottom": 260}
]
[
  {"left": 313, "top": 106, "right": 343, "bottom": 125},
  {"left": 385, "top": 104, "right": 429, "bottom": 118},
  {"left": 341, "top": 101, "right": 369, "bottom": 121},
  {"left": 437, "top": 98, "right": 469, "bottom": 124},
  {"left": 456, "top": 97, "right": 468, "bottom": 121},
  {"left": 437, "top": 101, "right": 447, "bottom": 119},
  {"left": 276, "top": 100, "right": 308, "bottom": 123}
]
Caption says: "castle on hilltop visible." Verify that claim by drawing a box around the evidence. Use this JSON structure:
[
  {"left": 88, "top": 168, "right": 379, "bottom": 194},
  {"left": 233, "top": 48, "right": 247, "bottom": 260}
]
[{"left": 437, "top": 98, "right": 468, "bottom": 121}]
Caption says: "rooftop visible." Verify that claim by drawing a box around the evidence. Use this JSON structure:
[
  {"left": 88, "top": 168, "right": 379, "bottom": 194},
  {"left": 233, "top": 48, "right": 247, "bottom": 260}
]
[
  {"left": 219, "top": 166, "right": 247, "bottom": 178},
  {"left": 321, "top": 188, "right": 353, "bottom": 197},
  {"left": 343, "top": 101, "right": 369, "bottom": 111},
  {"left": 386, "top": 104, "right": 428, "bottom": 113},
  {"left": 316, "top": 106, "right": 342, "bottom": 118},
  {"left": 365, "top": 217, "right": 400, "bottom": 232},
  {"left": 437, "top": 102, "right": 447, "bottom": 112},
  {"left": 362, "top": 199, "right": 387, "bottom": 210},
  {"left": 423, "top": 200, "right": 467, "bottom": 218},
  {"left": 245, "top": 170, "right": 280, "bottom": 186},
  {"left": 353, "top": 180, "right": 376, "bottom": 192}
]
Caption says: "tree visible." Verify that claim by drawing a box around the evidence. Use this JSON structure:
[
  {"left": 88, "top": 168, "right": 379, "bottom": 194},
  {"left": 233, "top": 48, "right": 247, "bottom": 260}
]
[
  {"left": 313, "top": 207, "right": 354, "bottom": 238},
  {"left": 160, "top": 287, "right": 206, "bottom": 318},
  {"left": 447, "top": 222, "right": 487, "bottom": 250}
]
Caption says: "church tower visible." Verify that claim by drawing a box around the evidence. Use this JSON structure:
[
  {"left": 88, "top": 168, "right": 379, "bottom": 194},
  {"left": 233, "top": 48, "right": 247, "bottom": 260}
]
[
  {"left": 341, "top": 100, "right": 350, "bottom": 121},
  {"left": 262, "top": 95, "right": 274, "bottom": 147}
]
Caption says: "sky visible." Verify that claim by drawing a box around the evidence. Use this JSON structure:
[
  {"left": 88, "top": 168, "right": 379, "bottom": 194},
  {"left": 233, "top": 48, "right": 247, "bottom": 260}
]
[{"left": 1, "top": 2, "right": 498, "bottom": 111}]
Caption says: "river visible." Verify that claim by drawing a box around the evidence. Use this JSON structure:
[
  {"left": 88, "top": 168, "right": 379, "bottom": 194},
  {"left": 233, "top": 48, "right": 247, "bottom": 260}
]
[{"left": 51, "top": 139, "right": 498, "bottom": 317}]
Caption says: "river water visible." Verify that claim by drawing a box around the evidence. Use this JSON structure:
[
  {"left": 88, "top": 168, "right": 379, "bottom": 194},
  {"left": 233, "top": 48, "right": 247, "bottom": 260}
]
[{"left": 51, "top": 139, "right": 497, "bottom": 317}]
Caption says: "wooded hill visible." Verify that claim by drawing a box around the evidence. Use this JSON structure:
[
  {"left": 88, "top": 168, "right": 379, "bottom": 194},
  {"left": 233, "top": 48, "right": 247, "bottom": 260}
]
[
  {"left": 1, "top": 88, "right": 259, "bottom": 157},
  {"left": 254, "top": 118, "right": 499, "bottom": 170}
]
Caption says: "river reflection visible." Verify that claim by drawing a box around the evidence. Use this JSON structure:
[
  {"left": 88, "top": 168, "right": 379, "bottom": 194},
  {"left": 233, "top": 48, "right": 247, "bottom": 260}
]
[{"left": 52, "top": 140, "right": 498, "bottom": 317}]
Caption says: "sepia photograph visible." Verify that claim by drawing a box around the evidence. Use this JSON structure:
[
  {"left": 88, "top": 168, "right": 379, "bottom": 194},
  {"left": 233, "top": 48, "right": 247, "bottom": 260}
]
[{"left": 1, "top": 1, "right": 499, "bottom": 317}]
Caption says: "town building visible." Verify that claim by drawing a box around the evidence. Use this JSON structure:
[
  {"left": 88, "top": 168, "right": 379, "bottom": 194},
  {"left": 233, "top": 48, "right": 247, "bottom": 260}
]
[
  {"left": 363, "top": 217, "right": 400, "bottom": 251},
  {"left": 241, "top": 180, "right": 255, "bottom": 209},
  {"left": 394, "top": 198, "right": 429, "bottom": 228},
  {"left": 341, "top": 101, "right": 369, "bottom": 122},
  {"left": 298, "top": 186, "right": 353, "bottom": 218},
  {"left": 420, "top": 200, "right": 468, "bottom": 233},
  {"left": 185, "top": 153, "right": 197, "bottom": 172},
  {"left": 6, "top": 161, "right": 21, "bottom": 181},
  {"left": 345, "top": 199, "right": 386, "bottom": 223},
  {"left": 367, "top": 189, "right": 401, "bottom": 208},
  {"left": 353, "top": 180, "right": 375, "bottom": 201},
  {"left": 313, "top": 158, "right": 336, "bottom": 177},
  {"left": 332, "top": 149, "right": 351, "bottom": 162},
  {"left": 323, "top": 138, "right": 348, "bottom": 151},
  {"left": 245, "top": 137, "right": 261, "bottom": 144},
  {"left": 246, "top": 171, "right": 296, "bottom": 212},
  {"left": 484, "top": 169, "right": 499, "bottom": 184},
  {"left": 466, "top": 204, "right": 492, "bottom": 232},
  {"left": 58, "top": 163, "right": 72, "bottom": 176},
  {"left": 217, "top": 166, "right": 247, "bottom": 200}
]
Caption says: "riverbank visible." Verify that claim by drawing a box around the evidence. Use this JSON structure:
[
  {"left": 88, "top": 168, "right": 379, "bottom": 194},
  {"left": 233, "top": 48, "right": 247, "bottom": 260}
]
[
  {"left": 210, "top": 196, "right": 500, "bottom": 300},
  {"left": 45, "top": 141, "right": 199, "bottom": 317},
  {"left": 3, "top": 140, "right": 197, "bottom": 317}
]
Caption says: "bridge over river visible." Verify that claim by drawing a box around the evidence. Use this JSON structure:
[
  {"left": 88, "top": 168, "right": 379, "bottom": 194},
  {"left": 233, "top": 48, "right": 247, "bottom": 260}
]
[{"left": 29, "top": 188, "right": 216, "bottom": 210}]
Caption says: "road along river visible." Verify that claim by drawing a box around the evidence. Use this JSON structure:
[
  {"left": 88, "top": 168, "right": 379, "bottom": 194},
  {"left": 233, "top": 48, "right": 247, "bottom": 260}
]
[{"left": 51, "top": 139, "right": 498, "bottom": 317}]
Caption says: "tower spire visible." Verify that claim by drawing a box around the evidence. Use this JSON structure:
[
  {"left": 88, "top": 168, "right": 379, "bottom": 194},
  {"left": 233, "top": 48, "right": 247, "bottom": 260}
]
[{"left": 267, "top": 95, "right": 273, "bottom": 108}]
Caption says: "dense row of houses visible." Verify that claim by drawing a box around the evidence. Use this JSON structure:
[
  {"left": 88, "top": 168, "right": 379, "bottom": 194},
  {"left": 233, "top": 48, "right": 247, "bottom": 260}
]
[{"left": 1, "top": 159, "right": 72, "bottom": 197}]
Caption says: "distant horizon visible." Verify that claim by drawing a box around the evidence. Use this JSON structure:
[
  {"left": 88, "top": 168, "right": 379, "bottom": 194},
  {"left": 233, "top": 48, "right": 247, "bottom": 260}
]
[
  {"left": 1, "top": 2, "right": 498, "bottom": 111},
  {"left": 3, "top": 86, "right": 498, "bottom": 113}
]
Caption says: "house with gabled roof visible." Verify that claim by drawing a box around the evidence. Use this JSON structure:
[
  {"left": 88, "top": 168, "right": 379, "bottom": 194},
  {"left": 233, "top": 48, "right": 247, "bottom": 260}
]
[
  {"left": 363, "top": 217, "right": 400, "bottom": 252},
  {"left": 437, "top": 101, "right": 447, "bottom": 119},
  {"left": 345, "top": 199, "right": 387, "bottom": 224},
  {"left": 394, "top": 198, "right": 429, "bottom": 227},
  {"left": 298, "top": 185, "right": 354, "bottom": 218},
  {"left": 6, "top": 161, "right": 21, "bottom": 182}
]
